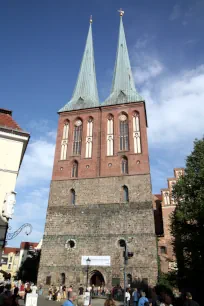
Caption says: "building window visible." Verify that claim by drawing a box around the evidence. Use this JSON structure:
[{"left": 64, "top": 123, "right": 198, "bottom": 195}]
[
  {"left": 119, "top": 114, "right": 129, "bottom": 151},
  {"left": 60, "top": 120, "right": 69, "bottom": 160},
  {"left": 73, "top": 119, "right": 82, "bottom": 155},
  {"left": 133, "top": 112, "right": 141, "bottom": 154},
  {"left": 70, "top": 189, "right": 76, "bottom": 205},
  {"left": 72, "top": 161, "right": 78, "bottom": 178},
  {"left": 121, "top": 156, "right": 128, "bottom": 174},
  {"left": 65, "top": 239, "right": 76, "bottom": 249},
  {"left": 160, "top": 246, "right": 167, "bottom": 254},
  {"left": 123, "top": 185, "right": 129, "bottom": 202},
  {"left": 85, "top": 118, "right": 93, "bottom": 158},
  {"left": 8, "top": 264, "right": 11, "bottom": 269},
  {"left": 61, "top": 273, "right": 65, "bottom": 285},
  {"left": 9, "top": 257, "right": 12, "bottom": 263},
  {"left": 107, "top": 114, "right": 114, "bottom": 156},
  {"left": 46, "top": 276, "right": 51, "bottom": 285}
]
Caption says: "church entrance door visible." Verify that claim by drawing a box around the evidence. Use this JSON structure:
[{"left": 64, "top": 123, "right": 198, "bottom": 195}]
[{"left": 90, "top": 270, "right": 105, "bottom": 286}]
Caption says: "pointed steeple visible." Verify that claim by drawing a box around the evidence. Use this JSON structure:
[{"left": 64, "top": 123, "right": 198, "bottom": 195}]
[
  {"left": 102, "top": 11, "right": 143, "bottom": 106},
  {"left": 59, "top": 17, "right": 99, "bottom": 112}
]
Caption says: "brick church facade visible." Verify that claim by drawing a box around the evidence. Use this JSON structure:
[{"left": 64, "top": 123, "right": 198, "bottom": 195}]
[
  {"left": 38, "top": 13, "right": 158, "bottom": 288},
  {"left": 153, "top": 168, "right": 184, "bottom": 273}
]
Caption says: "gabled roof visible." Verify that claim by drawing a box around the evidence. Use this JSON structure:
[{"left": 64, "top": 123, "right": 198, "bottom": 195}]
[
  {"left": 3, "top": 247, "right": 20, "bottom": 255},
  {"left": 20, "top": 242, "right": 38, "bottom": 250},
  {"left": 59, "top": 19, "right": 99, "bottom": 113},
  {"left": 0, "top": 108, "right": 23, "bottom": 131},
  {"left": 102, "top": 14, "right": 143, "bottom": 106}
]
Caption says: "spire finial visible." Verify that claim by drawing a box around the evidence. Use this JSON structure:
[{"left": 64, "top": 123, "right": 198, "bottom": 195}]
[
  {"left": 90, "top": 15, "right": 93, "bottom": 23},
  {"left": 118, "top": 8, "right": 124, "bottom": 17}
]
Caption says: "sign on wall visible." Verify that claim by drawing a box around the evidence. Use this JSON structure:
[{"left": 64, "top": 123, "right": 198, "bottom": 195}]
[{"left": 81, "top": 256, "right": 111, "bottom": 266}]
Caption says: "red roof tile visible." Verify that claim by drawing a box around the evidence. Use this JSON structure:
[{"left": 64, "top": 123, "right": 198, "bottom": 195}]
[
  {"left": 0, "top": 108, "right": 22, "bottom": 131},
  {"left": 20, "top": 242, "right": 38, "bottom": 250},
  {"left": 154, "top": 194, "right": 162, "bottom": 201},
  {"left": 3, "top": 247, "right": 20, "bottom": 255}
]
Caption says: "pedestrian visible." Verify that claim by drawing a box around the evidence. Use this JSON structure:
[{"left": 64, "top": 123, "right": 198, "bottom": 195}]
[
  {"left": 78, "top": 284, "right": 84, "bottom": 296},
  {"left": 132, "top": 288, "right": 139, "bottom": 306},
  {"left": 67, "top": 285, "right": 73, "bottom": 299},
  {"left": 62, "top": 285, "right": 67, "bottom": 299},
  {"left": 183, "top": 292, "right": 200, "bottom": 306},
  {"left": 48, "top": 286, "right": 53, "bottom": 300},
  {"left": 125, "top": 288, "right": 131, "bottom": 306},
  {"left": 138, "top": 291, "right": 149, "bottom": 306},
  {"left": 57, "top": 286, "right": 61, "bottom": 302},
  {"left": 63, "top": 291, "right": 77, "bottom": 306},
  {"left": 11, "top": 287, "right": 20, "bottom": 306},
  {"left": 104, "top": 294, "right": 116, "bottom": 306},
  {"left": 24, "top": 283, "right": 32, "bottom": 303}
]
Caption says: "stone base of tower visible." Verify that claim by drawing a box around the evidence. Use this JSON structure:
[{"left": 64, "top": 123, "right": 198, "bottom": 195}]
[{"left": 38, "top": 174, "right": 158, "bottom": 289}]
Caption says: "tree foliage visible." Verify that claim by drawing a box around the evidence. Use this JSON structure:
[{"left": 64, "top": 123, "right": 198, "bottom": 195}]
[
  {"left": 171, "top": 137, "right": 204, "bottom": 298},
  {"left": 16, "top": 250, "right": 41, "bottom": 283}
]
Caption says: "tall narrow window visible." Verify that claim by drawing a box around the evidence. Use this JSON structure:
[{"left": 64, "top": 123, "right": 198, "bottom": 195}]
[
  {"left": 60, "top": 120, "right": 69, "bottom": 160},
  {"left": 72, "top": 161, "right": 78, "bottom": 178},
  {"left": 85, "top": 118, "right": 93, "bottom": 158},
  {"left": 119, "top": 114, "right": 129, "bottom": 151},
  {"left": 73, "top": 119, "right": 82, "bottom": 155},
  {"left": 133, "top": 112, "right": 141, "bottom": 154},
  {"left": 107, "top": 115, "right": 114, "bottom": 156},
  {"left": 123, "top": 185, "right": 129, "bottom": 202},
  {"left": 121, "top": 156, "right": 128, "bottom": 174},
  {"left": 70, "top": 189, "right": 76, "bottom": 205}
]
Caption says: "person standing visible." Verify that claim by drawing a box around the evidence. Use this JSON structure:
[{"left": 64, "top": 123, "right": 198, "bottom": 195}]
[
  {"left": 24, "top": 283, "right": 32, "bottom": 304},
  {"left": 132, "top": 288, "right": 139, "bottom": 306},
  {"left": 184, "top": 292, "right": 200, "bottom": 306},
  {"left": 78, "top": 284, "right": 84, "bottom": 296},
  {"left": 63, "top": 291, "right": 77, "bottom": 306},
  {"left": 67, "top": 285, "right": 73, "bottom": 299},
  {"left": 138, "top": 291, "right": 149, "bottom": 306},
  {"left": 125, "top": 288, "right": 131, "bottom": 306}
]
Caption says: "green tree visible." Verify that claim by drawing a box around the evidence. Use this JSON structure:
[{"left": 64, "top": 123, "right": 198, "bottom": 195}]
[
  {"left": 171, "top": 137, "right": 204, "bottom": 300},
  {"left": 16, "top": 250, "right": 41, "bottom": 283}
]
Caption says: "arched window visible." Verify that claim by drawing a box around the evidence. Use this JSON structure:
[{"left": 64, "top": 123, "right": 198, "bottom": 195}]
[
  {"left": 85, "top": 117, "right": 93, "bottom": 158},
  {"left": 72, "top": 161, "right": 78, "bottom": 178},
  {"left": 60, "top": 120, "right": 69, "bottom": 160},
  {"left": 73, "top": 119, "right": 82, "bottom": 155},
  {"left": 70, "top": 189, "right": 76, "bottom": 205},
  {"left": 133, "top": 112, "right": 141, "bottom": 154},
  {"left": 121, "top": 156, "right": 128, "bottom": 174},
  {"left": 107, "top": 114, "right": 114, "bottom": 156},
  {"left": 61, "top": 273, "right": 65, "bottom": 285},
  {"left": 123, "top": 185, "right": 129, "bottom": 202},
  {"left": 119, "top": 113, "right": 129, "bottom": 151}
]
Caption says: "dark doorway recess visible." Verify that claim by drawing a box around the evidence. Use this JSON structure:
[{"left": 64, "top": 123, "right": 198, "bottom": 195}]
[{"left": 90, "top": 270, "right": 105, "bottom": 286}]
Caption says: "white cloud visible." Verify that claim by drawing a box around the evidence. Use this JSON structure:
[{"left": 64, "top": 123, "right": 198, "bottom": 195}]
[
  {"left": 17, "top": 137, "right": 55, "bottom": 188},
  {"left": 169, "top": 4, "right": 181, "bottom": 21},
  {"left": 143, "top": 65, "right": 204, "bottom": 146}
]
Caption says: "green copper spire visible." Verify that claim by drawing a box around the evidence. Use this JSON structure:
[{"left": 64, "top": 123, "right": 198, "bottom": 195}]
[
  {"left": 59, "top": 17, "right": 99, "bottom": 112},
  {"left": 102, "top": 11, "right": 143, "bottom": 106}
]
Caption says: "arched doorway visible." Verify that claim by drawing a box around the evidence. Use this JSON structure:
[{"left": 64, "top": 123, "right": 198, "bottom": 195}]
[{"left": 90, "top": 270, "right": 105, "bottom": 286}]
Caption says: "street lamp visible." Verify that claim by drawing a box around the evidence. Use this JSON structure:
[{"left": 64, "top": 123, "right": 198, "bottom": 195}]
[{"left": 86, "top": 257, "right": 91, "bottom": 290}]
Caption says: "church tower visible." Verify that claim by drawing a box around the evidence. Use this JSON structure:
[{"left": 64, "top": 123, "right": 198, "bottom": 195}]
[{"left": 38, "top": 12, "right": 158, "bottom": 288}]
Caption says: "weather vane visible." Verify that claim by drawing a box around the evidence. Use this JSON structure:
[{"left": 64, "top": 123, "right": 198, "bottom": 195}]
[
  {"left": 90, "top": 15, "right": 93, "bottom": 23},
  {"left": 118, "top": 8, "right": 124, "bottom": 17}
]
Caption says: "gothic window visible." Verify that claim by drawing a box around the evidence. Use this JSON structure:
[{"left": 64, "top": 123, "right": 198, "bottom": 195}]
[
  {"left": 61, "top": 273, "right": 65, "bottom": 285},
  {"left": 121, "top": 156, "right": 128, "bottom": 174},
  {"left": 119, "top": 113, "right": 129, "bottom": 151},
  {"left": 123, "top": 185, "right": 129, "bottom": 202},
  {"left": 163, "top": 191, "right": 170, "bottom": 205},
  {"left": 60, "top": 120, "right": 69, "bottom": 160},
  {"left": 46, "top": 276, "right": 51, "bottom": 285},
  {"left": 72, "top": 161, "right": 78, "bottom": 178},
  {"left": 107, "top": 115, "right": 114, "bottom": 156},
  {"left": 73, "top": 119, "right": 82, "bottom": 155},
  {"left": 85, "top": 117, "right": 93, "bottom": 158},
  {"left": 133, "top": 112, "right": 141, "bottom": 154},
  {"left": 70, "top": 189, "right": 76, "bottom": 205},
  {"left": 160, "top": 246, "right": 167, "bottom": 254}
]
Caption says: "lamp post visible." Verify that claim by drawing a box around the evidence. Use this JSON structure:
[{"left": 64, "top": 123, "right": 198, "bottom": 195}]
[{"left": 86, "top": 257, "right": 91, "bottom": 290}]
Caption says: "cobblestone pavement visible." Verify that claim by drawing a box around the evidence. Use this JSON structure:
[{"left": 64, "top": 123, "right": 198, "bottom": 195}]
[{"left": 19, "top": 297, "right": 122, "bottom": 306}]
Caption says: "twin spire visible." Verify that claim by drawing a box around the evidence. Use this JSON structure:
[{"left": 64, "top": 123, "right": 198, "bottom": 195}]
[{"left": 59, "top": 12, "right": 143, "bottom": 113}]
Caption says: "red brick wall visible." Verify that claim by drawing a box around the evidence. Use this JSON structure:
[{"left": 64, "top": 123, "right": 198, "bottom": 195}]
[{"left": 52, "top": 101, "right": 149, "bottom": 181}]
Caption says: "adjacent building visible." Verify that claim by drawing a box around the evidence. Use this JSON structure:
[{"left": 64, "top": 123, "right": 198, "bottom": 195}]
[
  {"left": 38, "top": 13, "right": 158, "bottom": 289},
  {"left": 153, "top": 168, "right": 184, "bottom": 273},
  {"left": 0, "top": 108, "right": 29, "bottom": 259}
]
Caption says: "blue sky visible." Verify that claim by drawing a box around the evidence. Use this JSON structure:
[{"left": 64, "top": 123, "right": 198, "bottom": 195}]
[{"left": 1, "top": 0, "right": 204, "bottom": 246}]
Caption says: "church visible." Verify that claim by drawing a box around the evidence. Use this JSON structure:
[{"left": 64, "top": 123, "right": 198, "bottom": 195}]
[{"left": 38, "top": 11, "right": 158, "bottom": 289}]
